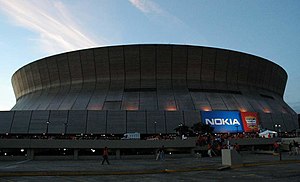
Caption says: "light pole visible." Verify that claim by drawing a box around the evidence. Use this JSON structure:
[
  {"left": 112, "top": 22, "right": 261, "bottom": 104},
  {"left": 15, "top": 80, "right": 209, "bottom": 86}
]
[
  {"left": 235, "top": 125, "right": 239, "bottom": 134},
  {"left": 46, "top": 121, "right": 50, "bottom": 135},
  {"left": 154, "top": 122, "right": 157, "bottom": 134},
  {"left": 275, "top": 124, "right": 281, "bottom": 137},
  {"left": 64, "top": 123, "right": 68, "bottom": 135}
]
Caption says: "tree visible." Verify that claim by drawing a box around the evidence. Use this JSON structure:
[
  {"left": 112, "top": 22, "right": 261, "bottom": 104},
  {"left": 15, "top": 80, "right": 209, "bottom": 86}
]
[
  {"left": 174, "top": 124, "right": 191, "bottom": 136},
  {"left": 191, "top": 122, "right": 214, "bottom": 135}
]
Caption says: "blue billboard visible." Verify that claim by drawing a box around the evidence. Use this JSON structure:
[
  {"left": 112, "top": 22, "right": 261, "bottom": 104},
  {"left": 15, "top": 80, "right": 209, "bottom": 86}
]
[{"left": 201, "top": 111, "right": 243, "bottom": 133}]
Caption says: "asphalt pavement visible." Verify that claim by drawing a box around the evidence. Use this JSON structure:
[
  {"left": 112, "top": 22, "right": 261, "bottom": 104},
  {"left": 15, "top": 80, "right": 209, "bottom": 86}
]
[{"left": 0, "top": 152, "right": 299, "bottom": 181}]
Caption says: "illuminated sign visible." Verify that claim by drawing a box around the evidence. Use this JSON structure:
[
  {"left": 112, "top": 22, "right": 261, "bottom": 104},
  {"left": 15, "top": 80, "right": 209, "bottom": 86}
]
[
  {"left": 201, "top": 111, "right": 243, "bottom": 133},
  {"left": 240, "top": 112, "right": 259, "bottom": 132}
]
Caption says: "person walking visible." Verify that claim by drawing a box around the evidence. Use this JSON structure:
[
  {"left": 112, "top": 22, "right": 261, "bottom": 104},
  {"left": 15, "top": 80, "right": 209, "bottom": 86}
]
[
  {"left": 159, "top": 145, "right": 165, "bottom": 160},
  {"left": 101, "top": 146, "right": 110, "bottom": 165},
  {"left": 207, "top": 143, "right": 212, "bottom": 157}
]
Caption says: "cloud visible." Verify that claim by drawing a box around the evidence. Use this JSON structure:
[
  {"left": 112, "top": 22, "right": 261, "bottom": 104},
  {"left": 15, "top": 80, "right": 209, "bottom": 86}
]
[
  {"left": 128, "top": 0, "right": 183, "bottom": 26},
  {"left": 0, "top": 0, "right": 104, "bottom": 54},
  {"left": 128, "top": 0, "right": 163, "bottom": 14}
]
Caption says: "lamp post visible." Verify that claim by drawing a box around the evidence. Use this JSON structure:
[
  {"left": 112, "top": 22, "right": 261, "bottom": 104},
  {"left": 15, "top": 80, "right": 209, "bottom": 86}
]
[
  {"left": 154, "top": 122, "right": 157, "bottom": 134},
  {"left": 64, "top": 123, "right": 68, "bottom": 135},
  {"left": 275, "top": 124, "right": 281, "bottom": 137},
  {"left": 235, "top": 125, "right": 239, "bottom": 134},
  {"left": 46, "top": 121, "right": 50, "bottom": 135}
]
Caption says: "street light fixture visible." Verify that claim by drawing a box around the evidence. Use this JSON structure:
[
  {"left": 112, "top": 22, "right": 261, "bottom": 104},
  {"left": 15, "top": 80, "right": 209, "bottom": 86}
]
[
  {"left": 274, "top": 124, "right": 281, "bottom": 137},
  {"left": 46, "top": 121, "right": 50, "bottom": 134}
]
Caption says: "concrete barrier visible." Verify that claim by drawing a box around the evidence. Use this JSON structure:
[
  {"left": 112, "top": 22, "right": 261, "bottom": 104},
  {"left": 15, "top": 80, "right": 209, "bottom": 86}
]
[{"left": 221, "top": 149, "right": 243, "bottom": 167}]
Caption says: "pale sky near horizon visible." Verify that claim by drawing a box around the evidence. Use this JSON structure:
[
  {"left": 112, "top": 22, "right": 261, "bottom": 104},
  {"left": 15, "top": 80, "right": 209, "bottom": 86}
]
[{"left": 0, "top": 0, "right": 299, "bottom": 113}]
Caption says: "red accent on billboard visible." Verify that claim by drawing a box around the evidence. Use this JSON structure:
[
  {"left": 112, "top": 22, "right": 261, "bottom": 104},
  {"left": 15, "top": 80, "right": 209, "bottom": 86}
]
[{"left": 241, "top": 112, "right": 259, "bottom": 132}]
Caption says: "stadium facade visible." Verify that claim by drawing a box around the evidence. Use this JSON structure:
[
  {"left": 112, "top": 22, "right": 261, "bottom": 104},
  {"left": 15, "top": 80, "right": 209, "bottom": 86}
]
[{"left": 0, "top": 44, "right": 298, "bottom": 136}]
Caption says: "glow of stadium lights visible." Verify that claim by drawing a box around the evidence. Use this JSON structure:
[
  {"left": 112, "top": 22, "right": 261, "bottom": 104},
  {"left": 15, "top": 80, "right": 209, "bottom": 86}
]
[
  {"left": 4, "top": 153, "right": 7, "bottom": 156},
  {"left": 91, "top": 149, "right": 96, "bottom": 153},
  {"left": 169, "top": 152, "right": 172, "bottom": 155},
  {"left": 20, "top": 149, "right": 24, "bottom": 152},
  {"left": 239, "top": 108, "right": 247, "bottom": 112},
  {"left": 201, "top": 107, "right": 211, "bottom": 111},
  {"left": 166, "top": 106, "right": 177, "bottom": 111},
  {"left": 63, "top": 148, "right": 67, "bottom": 151}
]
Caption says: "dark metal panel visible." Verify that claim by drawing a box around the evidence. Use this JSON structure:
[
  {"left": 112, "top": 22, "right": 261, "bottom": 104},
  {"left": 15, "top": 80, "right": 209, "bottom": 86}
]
[
  {"left": 187, "top": 46, "right": 202, "bottom": 88},
  {"left": 15, "top": 71, "right": 23, "bottom": 99},
  {"left": 46, "top": 56, "right": 60, "bottom": 87},
  {"left": 0, "top": 111, "right": 14, "bottom": 134},
  {"left": 39, "top": 87, "right": 59, "bottom": 110},
  {"left": 11, "top": 72, "right": 20, "bottom": 99},
  {"left": 37, "top": 58, "right": 51, "bottom": 89},
  {"left": 166, "top": 111, "right": 183, "bottom": 133},
  {"left": 87, "top": 82, "right": 109, "bottom": 110},
  {"left": 36, "top": 88, "right": 52, "bottom": 110},
  {"left": 24, "top": 90, "right": 43, "bottom": 110},
  {"left": 259, "top": 113, "right": 274, "bottom": 130},
  {"left": 106, "top": 111, "right": 126, "bottom": 134},
  {"left": 19, "top": 67, "right": 29, "bottom": 96},
  {"left": 58, "top": 84, "right": 82, "bottom": 110},
  {"left": 214, "top": 50, "right": 229, "bottom": 90},
  {"left": 124, "top": 45, "right": 140, "bottom": 89},
  {"left": 271, "top": 113, "right": 286, "bottom": 132},
  {"left": 67, "top": 110, "right": 87, "bottom": 134},
  {"left": 103, "top": 101, "right": 121, "bottom": 110},
  {"left": 261, "top": 61, "right": 272, "bottom": 91},
  {"left": 156, "top": 45, "right": 172, "bottom": 80},
  {"left": 68, "top": 51, "right": 83, "bottom": 84},
  {"left": 157, "top": 81, "right": 177, "bottom": 111},
  {"left": 127, "top": 111, "right": 146, "bottom": 133},
  {"left": 247, "top": 58, "right": 258, "bottom": 89},
  {"left": 11, "top": 111, "right": 31, "bottom": 134},
  {"left": 220, "top": 94, "right": 239, "bottom": 110},
  {"left": 190, "top": 92, "right": 211, "bottom": 111},
  {"left": 281, "top": 113, "right": 295, "bottom": 132},
  {"left": 48, "top": 110, "right": 68, "bottom": 134},
  {"left": 172, "top": 45, "right": 187, "bottom": 81},
  {"left": 232, "top": 94, "right": 255, "bottom": 112},
  {"left": 86, "top": 111, "right": 106, "bottom": 134},
  {"left": 139, "top": 91, "right": 157, "bottom": 110},
  {"left": 237, "top": 54, "right": 250, "bottom": 86},
  {"left": 146, "top": 111, "right": 166, "bottom": 134},
  {"left": 24, "top": 64, "right": 35, "bottom": 93},
  {"left": 140, "top": 45, "right": 156, "bottom": 88},
  {"left": 109, "top": 46, "right": 124, "bottom": 81},
  {"left": 173, "top": 88, "right": 195, "bottom": 110},
  {"left": 72, "top": 83, "right": 95, "bottom": 110},
  {"left": 46, "top": 86, "right": 69, "bottom": 110},
  {"left": 30, "top": 62, "right": 42, "bottom": 92},
  {"left": 201, "top": 47, "right": 216, "bottom": 84},
  {"left": 80, "top": 49, "right": 96, "bottom": 82},
  {"left": 121, "top": 92, "right": 139, "bottom": 110},
  {"left": 206, "top": 93, "right": 227, "bottom": 110},
  {"left": 106, "top": 81, "right": 124, "bottom": 101},
  {"left": 56, "top": 53, "right": 70, "bottom": 85},
  {"left": 183, "top": 110, "right": 201, "bottom": 127},
  {"left": 247, "top": 97, "right": 264, "bottom": 112},
  {"left": 94, "top": 47, "right": 110, "bottom": 82},
  {"left": 28, "top": 111, "right": 50, "bottom": 134},
  {"left": 227, "top": 51, "right": 240, "bottom": 90}
]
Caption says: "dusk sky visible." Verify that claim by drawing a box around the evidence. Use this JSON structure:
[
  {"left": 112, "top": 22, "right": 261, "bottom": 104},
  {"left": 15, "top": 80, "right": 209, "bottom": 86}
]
[{"left": 0, "top": 0, "right": 299, "bottom": 113}]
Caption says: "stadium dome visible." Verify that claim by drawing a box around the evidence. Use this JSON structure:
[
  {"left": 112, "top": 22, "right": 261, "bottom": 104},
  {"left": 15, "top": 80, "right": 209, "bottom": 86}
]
[{"left": 4, "top": 44, "right": 298, "bottom": 134}]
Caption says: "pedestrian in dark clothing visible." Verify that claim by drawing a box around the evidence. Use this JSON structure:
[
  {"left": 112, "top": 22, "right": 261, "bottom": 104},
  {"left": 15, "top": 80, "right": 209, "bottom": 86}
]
[{"left": 102, "top": 147, "right": 110, "bottom": 165}]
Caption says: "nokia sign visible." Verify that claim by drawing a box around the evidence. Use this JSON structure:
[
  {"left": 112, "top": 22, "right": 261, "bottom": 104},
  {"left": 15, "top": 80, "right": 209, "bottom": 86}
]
[
  {"left": 201, "top": 111, "right": 243, "bottom": 133},
  {"left": 205, "top": 118, "right": 241, "bottom": 126}
]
